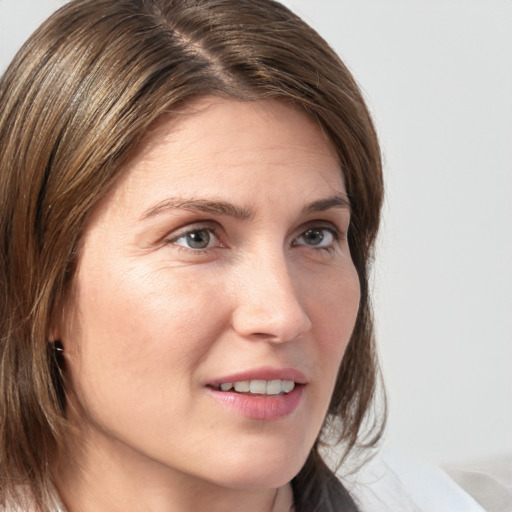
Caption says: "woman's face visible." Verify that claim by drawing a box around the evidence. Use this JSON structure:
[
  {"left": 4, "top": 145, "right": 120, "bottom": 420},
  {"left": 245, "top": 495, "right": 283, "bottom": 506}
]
[{"left": 59, "top": 98, "right": 360, "bottom": 490}]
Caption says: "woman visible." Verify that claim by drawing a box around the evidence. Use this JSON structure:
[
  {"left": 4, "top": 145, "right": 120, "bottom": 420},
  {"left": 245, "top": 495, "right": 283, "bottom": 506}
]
[{"left": 0, "top": 1, "right": 482, "bottom": 511}]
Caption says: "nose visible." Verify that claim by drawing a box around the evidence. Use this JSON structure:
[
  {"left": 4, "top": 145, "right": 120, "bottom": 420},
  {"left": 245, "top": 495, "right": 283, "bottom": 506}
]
[{"left": 230, "top": 252, "right": 312, "bottom": 343}]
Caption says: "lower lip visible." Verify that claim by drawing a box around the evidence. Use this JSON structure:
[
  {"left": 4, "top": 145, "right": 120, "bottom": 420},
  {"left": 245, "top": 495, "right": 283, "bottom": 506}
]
[{"left": 207, "top": 385, "right": 304, "bottom": 420}]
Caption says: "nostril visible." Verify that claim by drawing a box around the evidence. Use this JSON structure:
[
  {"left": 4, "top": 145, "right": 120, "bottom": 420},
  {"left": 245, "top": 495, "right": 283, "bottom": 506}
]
[{"left": 231, "top": 302, "right": 311, "bottom": 343}]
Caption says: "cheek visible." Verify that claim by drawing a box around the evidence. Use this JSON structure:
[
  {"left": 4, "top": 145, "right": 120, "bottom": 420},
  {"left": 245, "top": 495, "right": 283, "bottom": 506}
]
[
  {"left": 62, "top": 261, "right": 230, "bottom": 403},
  {"left": 82, "top": 261, "right": 223, "bottom": 338},
  {"left": 308, "top": 265, "right": 361, "bottom": 380}
]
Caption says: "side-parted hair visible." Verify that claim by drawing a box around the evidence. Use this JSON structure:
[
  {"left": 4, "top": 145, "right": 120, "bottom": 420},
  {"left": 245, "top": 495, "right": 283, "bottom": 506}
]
[{"left": 0, "top": 1, "right": 384, "bottom": 510}]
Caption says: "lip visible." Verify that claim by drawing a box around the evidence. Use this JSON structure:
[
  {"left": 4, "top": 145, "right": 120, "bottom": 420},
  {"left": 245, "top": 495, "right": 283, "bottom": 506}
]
[
  {"left": 207, "top": 366, "right": 308, "bottom": 388},
  {"left": 206, "top": 366, "right": 307, "bottom": 421}
]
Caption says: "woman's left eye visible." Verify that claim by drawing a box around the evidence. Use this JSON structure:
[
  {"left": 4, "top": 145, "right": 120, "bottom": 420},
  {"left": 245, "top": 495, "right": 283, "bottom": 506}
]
[
  {"left": 293, "top": 227, "right": 338, "bottom": 248},
  {"left": 171, "top": 228, "right": 220, "bottom": 250}
]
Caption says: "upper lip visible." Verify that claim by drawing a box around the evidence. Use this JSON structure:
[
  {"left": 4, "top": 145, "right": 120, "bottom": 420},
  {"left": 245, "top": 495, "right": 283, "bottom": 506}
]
[{"left": 207, "top": 366, "right": 308, "bottom": 387}]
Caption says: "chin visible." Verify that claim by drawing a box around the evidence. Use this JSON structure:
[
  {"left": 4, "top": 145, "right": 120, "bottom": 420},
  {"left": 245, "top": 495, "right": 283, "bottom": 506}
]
[{"left": 207, "top": 447, "right": 309, "bottom": 491}]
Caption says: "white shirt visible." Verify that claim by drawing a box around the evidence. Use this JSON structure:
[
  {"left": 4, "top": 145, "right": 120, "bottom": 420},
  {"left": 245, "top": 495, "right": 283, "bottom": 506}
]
[{"left": 344, "top": 451, "right": 486, "bottom": 512}]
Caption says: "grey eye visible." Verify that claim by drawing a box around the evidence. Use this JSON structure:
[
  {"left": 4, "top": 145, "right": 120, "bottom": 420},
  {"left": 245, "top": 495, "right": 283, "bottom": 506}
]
[
  {"left": 175, "top": 229, "right": 214, "bottom": 249},
  {"left": 295, "top": 228, "right": 335, "bottom": 247}
]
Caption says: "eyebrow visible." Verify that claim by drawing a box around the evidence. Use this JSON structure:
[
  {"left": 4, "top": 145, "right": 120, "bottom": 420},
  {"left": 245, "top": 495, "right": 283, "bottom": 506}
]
[
  {"left": 303, "top": 195, "right": 351, "bottom": 215},
  {"left": 140, "top": 194, "right": 351, "bottom": 221},
  {"left": 141, "top": 198, "right": 254, "bottom": 221}
]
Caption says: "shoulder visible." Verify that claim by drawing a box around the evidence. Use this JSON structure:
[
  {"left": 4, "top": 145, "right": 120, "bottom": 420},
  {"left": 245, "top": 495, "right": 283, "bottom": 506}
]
[{"left": 341, "top": 450, "right": 486, "bottom": 512}]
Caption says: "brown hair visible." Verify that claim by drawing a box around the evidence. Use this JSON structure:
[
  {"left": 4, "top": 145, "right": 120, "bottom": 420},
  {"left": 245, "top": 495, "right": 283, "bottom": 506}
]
[{"left": 0, "top": 1, "right": 384, "bottom": 510}]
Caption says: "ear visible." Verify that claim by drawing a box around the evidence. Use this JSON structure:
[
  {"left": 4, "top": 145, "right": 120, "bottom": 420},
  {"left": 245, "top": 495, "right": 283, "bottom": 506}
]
[
  {"left": 48, "top": 296, "right": 79, "bottom": 352},
  {"left": 48, "top": 316, "right": 63, "bottom": 344},
  {"left": 48, "top": 335, "right": 65, "bottom": 356},
  {"left": 48, "top": 300, "right": 67, "bottom": 345}
]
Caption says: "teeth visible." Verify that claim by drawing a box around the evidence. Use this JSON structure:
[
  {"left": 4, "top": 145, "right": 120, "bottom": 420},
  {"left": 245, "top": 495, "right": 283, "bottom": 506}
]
[
  {"left": 234, "top": 381, "right": 250, "bottom": 392},
  {"left": 282, "top": 380, "right": 295, "bottom": 393},
  {"left": 218, "top": 379, "right": 296, "bottom": 395},
  {"left": 249, "top": 380, "right": 267, "bottom": 394},
  {"left": 266, "top": 380, "right": 282, "bottom": 395}
]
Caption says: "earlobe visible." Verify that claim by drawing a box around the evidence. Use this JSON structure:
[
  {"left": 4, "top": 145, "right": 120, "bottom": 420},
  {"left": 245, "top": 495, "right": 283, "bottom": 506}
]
[
  {"left": 51, "top": 340, "right": 65, "bottom": 352},
  {"left": 48, "top": 300, "right": 72, "bottom": 350},
  {"left": 48, "top": 327, "right": 65, "bottom": 350}
]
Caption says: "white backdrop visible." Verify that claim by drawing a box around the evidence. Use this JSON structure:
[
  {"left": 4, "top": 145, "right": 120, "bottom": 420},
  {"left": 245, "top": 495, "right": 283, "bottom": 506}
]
[{"left": 1, "top": 0, "right": 511, "bottom": 466}]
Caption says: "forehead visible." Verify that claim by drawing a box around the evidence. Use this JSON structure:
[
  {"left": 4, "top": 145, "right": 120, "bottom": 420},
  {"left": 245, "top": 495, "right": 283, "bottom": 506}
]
[
  {"left": 130, "top": 97, "right": 340, "bottom": 178},
  {"left": 140, "top": 97, "right": 336, "bottom": 155},
  {"left": 88, "top": 97, "right": 346, "bottom": 224}
]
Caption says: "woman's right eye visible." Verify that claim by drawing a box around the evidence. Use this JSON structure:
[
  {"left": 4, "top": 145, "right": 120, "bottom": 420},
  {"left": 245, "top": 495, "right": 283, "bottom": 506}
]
[{"left": 170, "top": 228, "right": 220, "bottom": 250}]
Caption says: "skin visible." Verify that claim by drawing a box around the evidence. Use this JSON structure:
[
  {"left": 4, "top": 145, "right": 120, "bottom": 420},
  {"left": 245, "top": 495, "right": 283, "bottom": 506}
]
[{"left": 55, "top": 98, "right": 361, "bottom": 512}]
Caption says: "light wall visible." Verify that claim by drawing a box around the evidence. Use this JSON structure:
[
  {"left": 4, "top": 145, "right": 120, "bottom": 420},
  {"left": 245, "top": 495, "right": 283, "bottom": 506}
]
[
  {"left": 287, "top": 0, "right": 512, "bottom": 465},
  {"left": 1, "top": 0, "right": 511, "bottom": 466}
]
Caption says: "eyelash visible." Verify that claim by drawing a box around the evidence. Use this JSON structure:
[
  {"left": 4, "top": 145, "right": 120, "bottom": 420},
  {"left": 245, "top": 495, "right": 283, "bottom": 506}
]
[
  {"left": 292, "top": 226, "right": 341, "bottom": 252},
  {"left": 165, "top": 223, "right": 223, "bottom": 254},
  {"left": 164, "top": 223, "right": 344, "bottom": 255}
]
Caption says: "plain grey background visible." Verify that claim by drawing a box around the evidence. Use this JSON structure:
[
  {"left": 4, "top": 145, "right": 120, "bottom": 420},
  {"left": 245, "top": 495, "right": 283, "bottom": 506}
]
[{"left": 1, "top": 0, "right": 511, "bottom": 466}]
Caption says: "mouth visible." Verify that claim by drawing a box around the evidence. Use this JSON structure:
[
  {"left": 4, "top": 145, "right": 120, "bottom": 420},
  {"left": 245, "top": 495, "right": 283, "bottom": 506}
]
[
  {"left": 206, "top": 370, "right": 306, "bottom": 420},
  {"left": 209, "top": 379, "right": 297, "bottom": 396}
]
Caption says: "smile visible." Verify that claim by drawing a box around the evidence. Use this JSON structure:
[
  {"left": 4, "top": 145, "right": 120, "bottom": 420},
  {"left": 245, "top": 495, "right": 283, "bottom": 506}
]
[
  {"left": 207, "top": 372, "right": 305, "bottom": 420},
  {"left": 216, "top": 379, "right": 296, "bottom": 395}
]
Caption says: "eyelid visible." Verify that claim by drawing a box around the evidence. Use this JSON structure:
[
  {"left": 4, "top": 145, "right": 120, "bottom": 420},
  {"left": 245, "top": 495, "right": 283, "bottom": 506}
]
[
  {"left": 290, "top": 218, "right": 348, "bottom": 253},
  {"left": 295, "top": 218, "right": 346, "bottom": 237},
  {"left": 164, "top": 222, "right": 224, "bottom": 249},
  {"left": 293, "top": 226, "right": 339, "bottom": 242}
]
